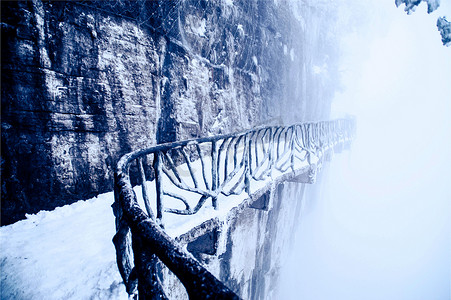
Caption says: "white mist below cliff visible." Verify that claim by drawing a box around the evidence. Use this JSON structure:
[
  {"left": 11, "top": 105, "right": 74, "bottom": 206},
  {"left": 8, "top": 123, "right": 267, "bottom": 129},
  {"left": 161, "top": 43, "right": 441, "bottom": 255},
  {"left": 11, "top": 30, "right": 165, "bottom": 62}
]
[{"left": 278, "top": 1, "right": 451, "bottom": 299}]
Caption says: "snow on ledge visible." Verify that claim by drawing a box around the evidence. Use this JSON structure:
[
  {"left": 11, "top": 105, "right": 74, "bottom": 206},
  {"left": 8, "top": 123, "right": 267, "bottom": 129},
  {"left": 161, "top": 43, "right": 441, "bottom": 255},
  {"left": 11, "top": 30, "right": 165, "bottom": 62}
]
[{"left": 0, "top": 143, "right": 338, "bottom": 300}]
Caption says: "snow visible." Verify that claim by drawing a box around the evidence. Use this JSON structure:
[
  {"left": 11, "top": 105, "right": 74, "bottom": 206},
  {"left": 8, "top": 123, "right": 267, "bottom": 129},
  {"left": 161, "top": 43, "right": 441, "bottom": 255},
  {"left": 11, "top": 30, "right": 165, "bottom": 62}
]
[
  {"left": 312, "top": 65, "right": 322, "bottom": 74},
  {"left": 237, "top": 24, "right": 244, "bottom": 36},
  {"left": 133, "top": 140, "right": 325, "bottom": 238},
  {"left": 223, "top": 0, "right": 234, "bottom": 7},
  {"left": 252, "top": 56, "right": 258, "bottom": 66},
  {"left": 190, "top": 18, "right": 206, "bottom": 37},
  {"left": 0, "top": 133, "right": 338, "bottom": 299},
  {"left": 0, "top": 193, "right": 128, "bottom": 300}
]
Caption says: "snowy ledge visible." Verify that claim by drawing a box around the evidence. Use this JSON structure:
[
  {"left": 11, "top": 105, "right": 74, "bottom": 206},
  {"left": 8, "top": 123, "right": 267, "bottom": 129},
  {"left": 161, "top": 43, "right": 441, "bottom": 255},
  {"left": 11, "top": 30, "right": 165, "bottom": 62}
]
[
  {"left": 113, "top": 120, "right": 354, "bottom": 297},
  {"left": 118, "top": 121, "right": 354, "bottom": 239},
  {"left": 173, "top": 161, "right": 317, "bottom": 245},
  {"left": 171, "top": 143, "right": 347, "bottom": 246},
  {"left": 0, "top": 161, "right": 319, "bottom": 300},
  {"left": 0, "top": 121, "right": 353, "bottom": 299},
  {"left": 133, "top": 155, "right": 320, "bottom": 240}
]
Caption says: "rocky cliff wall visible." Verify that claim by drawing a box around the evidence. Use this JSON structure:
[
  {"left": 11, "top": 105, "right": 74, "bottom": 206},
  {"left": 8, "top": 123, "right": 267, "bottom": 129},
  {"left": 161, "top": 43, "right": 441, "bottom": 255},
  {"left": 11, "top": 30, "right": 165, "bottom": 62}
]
[
  {"left": 1, "top": 0, "right": 339, "bottom": 225},
  {"left": 158, "top": 180, "right": 311, "bottom": 299}
]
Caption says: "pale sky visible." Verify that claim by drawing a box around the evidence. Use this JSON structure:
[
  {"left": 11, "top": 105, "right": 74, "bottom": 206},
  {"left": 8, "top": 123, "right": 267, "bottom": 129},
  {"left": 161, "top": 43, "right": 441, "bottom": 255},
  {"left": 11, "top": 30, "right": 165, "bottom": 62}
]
[{"left": 279, "top": 1, "right": 451, "bottom": 299}]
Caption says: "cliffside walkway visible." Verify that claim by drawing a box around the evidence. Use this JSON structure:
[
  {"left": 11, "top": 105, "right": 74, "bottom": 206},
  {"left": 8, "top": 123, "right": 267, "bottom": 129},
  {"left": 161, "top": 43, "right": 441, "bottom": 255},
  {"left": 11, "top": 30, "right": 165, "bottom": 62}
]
[{"left": 113, "top": 119, "right": 355, "bottom": 299}]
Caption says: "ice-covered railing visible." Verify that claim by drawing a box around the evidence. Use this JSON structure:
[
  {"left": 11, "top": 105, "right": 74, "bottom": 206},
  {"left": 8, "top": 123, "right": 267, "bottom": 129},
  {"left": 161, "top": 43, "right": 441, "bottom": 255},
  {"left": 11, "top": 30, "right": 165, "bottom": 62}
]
[{"left": 112, "top": 119, "right": 355, "bottom": 299}]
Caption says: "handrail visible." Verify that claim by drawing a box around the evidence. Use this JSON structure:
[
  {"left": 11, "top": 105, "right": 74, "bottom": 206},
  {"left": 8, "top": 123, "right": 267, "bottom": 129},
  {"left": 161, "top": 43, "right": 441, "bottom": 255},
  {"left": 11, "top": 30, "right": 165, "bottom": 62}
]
[{"left": 113, "top": 118, "right": 355, "bottom": 299}]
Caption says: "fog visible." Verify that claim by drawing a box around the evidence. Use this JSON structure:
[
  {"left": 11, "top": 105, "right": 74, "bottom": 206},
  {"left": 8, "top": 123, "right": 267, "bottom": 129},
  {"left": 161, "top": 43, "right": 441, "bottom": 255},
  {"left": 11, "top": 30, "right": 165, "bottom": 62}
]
[{"left": 278, "top": 1, "right": 451, "bottom": 299}]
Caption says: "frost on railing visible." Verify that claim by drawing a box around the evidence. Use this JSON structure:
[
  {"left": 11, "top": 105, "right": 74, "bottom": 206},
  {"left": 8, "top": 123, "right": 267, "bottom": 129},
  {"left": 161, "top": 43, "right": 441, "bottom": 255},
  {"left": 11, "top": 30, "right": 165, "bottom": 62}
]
[{"left": 112, "top": 119, "right": 355, "bottom": 299}]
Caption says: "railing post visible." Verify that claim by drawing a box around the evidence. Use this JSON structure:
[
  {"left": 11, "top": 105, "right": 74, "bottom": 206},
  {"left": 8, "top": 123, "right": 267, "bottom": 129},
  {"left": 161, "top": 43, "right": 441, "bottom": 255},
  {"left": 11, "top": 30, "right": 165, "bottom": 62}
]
[
  {"left": 132, "top": 235, "right": 168, "bottom": 299},
  {"left": 113, "top": 172, "right": 137, "bottom": 296},
  {"left": 138, "top": 157, "right": 155, "bottom": 220},
  {"left": 267, "top": 127, "right": 274, "bottom": 175},
  {"left": 290, "top": 127, "right": 295, "bottom": 172},
  {"left": 211, "top": 140, "right": 218, "bottom": 209},
  {"left": 154, "top": 151, "right": 164, "bottom": 226}
]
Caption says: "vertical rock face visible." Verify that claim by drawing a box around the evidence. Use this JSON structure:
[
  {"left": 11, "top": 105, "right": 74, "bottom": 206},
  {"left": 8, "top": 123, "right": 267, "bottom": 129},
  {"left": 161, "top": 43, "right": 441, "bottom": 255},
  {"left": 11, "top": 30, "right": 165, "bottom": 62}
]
[
  {"left": 1, "top": 0, "right": 339, "bottom": 225},
  {"left": 161, "top": 182, "right": 310, "bottom": 299},
  {"left": 218, "top": 182, "right": 307, "bottom": 299},
  {"left": 1, "top": 1, "right": 161, "bottom": 224}
]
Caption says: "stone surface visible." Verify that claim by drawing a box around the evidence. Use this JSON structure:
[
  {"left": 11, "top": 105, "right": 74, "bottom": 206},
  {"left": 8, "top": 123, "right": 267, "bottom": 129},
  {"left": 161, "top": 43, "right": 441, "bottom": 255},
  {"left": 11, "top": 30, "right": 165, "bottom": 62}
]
[
  {"left": 159, "top": 181, "right": 308, "bottom": 299},
  {"left": 1, "top": 0, "right": 339, "bottom": 225}
]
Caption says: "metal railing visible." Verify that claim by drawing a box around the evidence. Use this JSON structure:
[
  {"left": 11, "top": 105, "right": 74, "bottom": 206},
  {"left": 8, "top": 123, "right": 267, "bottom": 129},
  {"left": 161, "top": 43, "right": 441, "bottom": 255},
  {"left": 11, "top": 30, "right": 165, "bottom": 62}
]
[{"left": 113, "top": 119, "right": 355, "bottom": 299}]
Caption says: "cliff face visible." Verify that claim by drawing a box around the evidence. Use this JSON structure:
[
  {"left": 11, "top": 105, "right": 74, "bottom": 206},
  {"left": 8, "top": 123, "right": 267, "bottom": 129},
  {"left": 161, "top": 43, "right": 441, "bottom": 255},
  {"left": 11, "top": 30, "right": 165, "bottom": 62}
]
[
  {"left": 217, "top": 182, "right": 308, "bottom": 299},
  {"left": 158, "top": 180, "right": 313, "bottom": 299},
  {"left": 1, "top": 0, "right": 338, "bottom": 225}
]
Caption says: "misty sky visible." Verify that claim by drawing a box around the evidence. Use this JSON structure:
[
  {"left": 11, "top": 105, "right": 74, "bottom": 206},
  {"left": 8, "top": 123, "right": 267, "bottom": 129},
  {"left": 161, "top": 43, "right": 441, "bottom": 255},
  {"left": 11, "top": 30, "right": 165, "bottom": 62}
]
[{"left": 278, "top": 1, "right": 450, "bottom": 299}]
